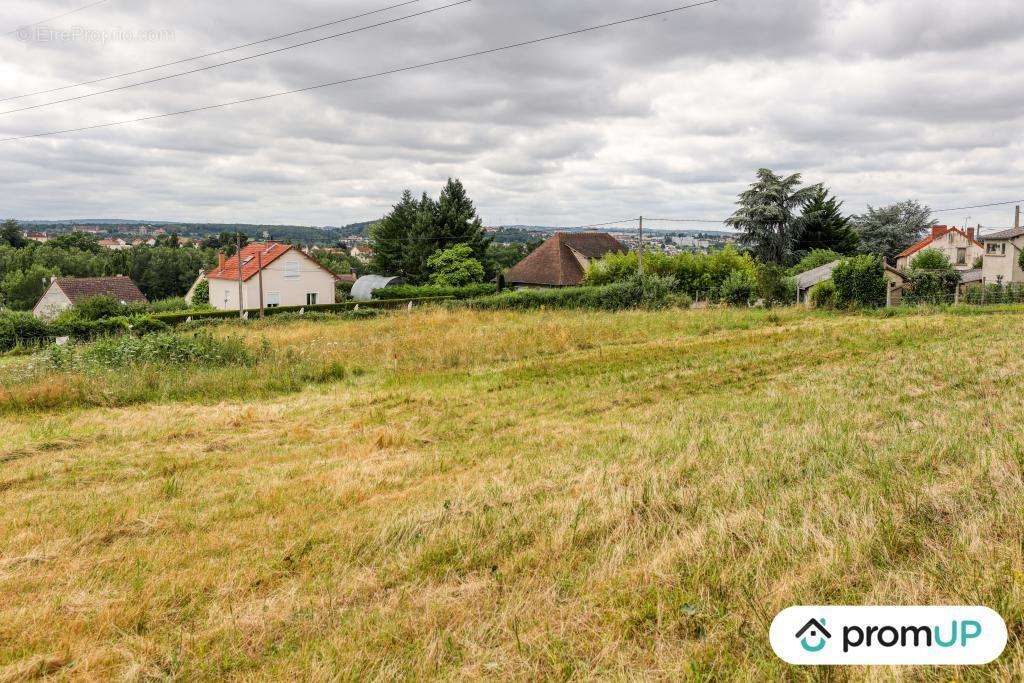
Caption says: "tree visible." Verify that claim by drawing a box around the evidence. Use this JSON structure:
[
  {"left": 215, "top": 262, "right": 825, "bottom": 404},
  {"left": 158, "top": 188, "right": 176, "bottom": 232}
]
[
  {"left": 832, "top": 255, "right": 887, "bottom": 308},
  {"left": 369, "top": 179, "right": 490, "bottom": 284},
  {"left": 0, "top": 265, "right": 52, "bottom": 310},
  {"left": 726, "top": 169, "right": 819, "bottom": 265},
  {"left": 852, "top": 200, "right": 935, "bottom": 262},
  {"left": 0, "top": 219, "right": 27, "bottom": 248},
  {"left": 789, "top": 249, "right": 842, "bottom": 276},
  {"left": 48, "top": 231, "right": 101, "bottom": 252},
  {"left": 906, "top": 249, "right": 959, "bottom": 305},
  {"left": 795, "top": 187, "right": 859, "bottom": 255},
  {"left": 427, "top": 244, "right": 486, "bottom": 287}
]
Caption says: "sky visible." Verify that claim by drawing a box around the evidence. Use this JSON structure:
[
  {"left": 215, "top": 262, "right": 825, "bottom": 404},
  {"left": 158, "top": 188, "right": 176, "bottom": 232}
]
[{"left": 1, "top": 0, "right": 1022, "bottom": 232}]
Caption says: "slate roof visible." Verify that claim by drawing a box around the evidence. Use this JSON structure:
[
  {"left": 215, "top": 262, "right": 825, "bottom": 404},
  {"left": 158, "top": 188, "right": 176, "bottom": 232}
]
[
  {"left": 207, "top": 242, "right": 295, "bottom": 282},
  {"left": 54, "top": 276, "right": 147, "bottom": 304},
  {"left": 794, "top": 261, "right": 840, "bottom": 292},
  {"left": 505, "top": 233, "right": 629, "bottom": 287},
  {"left": 982, "top": 227, "right": 1024, "bottom": 241}
]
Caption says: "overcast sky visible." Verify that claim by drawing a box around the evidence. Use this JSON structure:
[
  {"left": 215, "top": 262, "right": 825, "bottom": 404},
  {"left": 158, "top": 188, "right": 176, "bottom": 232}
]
[{"left": 1, "top": 0, "right": 1022, "bottom": 231}]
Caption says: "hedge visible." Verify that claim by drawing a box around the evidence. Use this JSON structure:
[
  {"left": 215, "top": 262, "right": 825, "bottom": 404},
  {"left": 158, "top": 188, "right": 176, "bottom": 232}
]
[
  {"left": 460, "top": 276, "right": 680, "bottom": 312},
  {"left": 152, "top": 297, "right": 453, "bottom": 325},
  {"left": 371, "top": 283, "right": 497, "bottom": 301}
]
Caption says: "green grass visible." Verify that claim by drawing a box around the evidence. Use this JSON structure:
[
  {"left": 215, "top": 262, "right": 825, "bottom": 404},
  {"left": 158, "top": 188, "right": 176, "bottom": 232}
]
[{"left": 0, "top": 305, "right": 1022, "bottom": 680}]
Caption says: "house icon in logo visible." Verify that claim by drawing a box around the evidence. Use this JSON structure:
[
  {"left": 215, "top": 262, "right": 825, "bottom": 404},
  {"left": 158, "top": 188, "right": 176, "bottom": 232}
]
[{"left": 796, "top": 618, "right": 832, "bottom": 653}]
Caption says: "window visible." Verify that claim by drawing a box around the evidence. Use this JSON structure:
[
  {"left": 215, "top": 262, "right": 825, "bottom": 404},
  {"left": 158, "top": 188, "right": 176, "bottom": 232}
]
[
  {"left": 284, "top": 261, "right": 299, "bottom": 278},
  {"left": 266, "top": 292, "right": 280, "bottom": 308},
  {"left": 987, "top": 243, "right": 1006, "bottom": 255},
  {"left": 306, "top": 292, "right": 318, "bottom": 306},
  {"left": 957, "top": 248, "right": 967, "bottom": 265},
  {"left": 223, "top": 290, "right": 231, "bottom": 307},
  {"left": 948, "top": 233, "right": 954, "bottom": 243}
]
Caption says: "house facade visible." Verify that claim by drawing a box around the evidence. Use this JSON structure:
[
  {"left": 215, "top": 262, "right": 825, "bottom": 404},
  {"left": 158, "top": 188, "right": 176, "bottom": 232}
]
[
  {"left": 979, "top": 227, "right": 1024, "bottom": 286},
  {"left": 505, "top": 232, "right": 629, "bottom": 288},
  {"left": 32, "top": 276, "right": 148, "bottom": 320},
  {"left": 206, "top": 242, "right": 338, "bottom": 311},
  {"left": 895, "top": 226, "right": 983, "bottom": 272}
]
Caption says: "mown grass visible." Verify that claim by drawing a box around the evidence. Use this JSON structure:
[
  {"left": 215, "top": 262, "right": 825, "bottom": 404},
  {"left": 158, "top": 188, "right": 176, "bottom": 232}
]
[{"left": 0, "top": 305, "right": 1023, "bottom": 680}]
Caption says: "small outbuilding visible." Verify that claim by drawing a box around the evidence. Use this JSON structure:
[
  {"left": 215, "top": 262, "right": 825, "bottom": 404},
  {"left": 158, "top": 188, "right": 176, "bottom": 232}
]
[
  {"left": 795, "top": 260, "right": 908, "bottom": 306},
  {"left": 505, "top": 232, "right": 629, "bottom": 288},
  {"left": 32, "top": 276, "right": 148, "bottom": 320},
  {"left": 351, "top": 275, "right": 405, "bottom": 301}
]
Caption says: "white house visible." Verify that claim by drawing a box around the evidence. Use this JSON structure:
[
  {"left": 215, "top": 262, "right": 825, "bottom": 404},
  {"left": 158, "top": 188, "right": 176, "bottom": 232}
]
[
  {"left": 979, "top": 227, "right": 1024, "bottom": 286},
  {"left": 206, "top": 242, "right": 338, "bottom": 311},
  {"left": 32, "top": 276, "right": 148, "bottom": 320},
  {"left": 894, "top": 226, "right": 984, "bottom": 272}
]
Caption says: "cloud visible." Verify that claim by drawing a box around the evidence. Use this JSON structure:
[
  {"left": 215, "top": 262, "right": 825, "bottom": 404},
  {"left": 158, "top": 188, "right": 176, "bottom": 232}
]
[{"left": 0, "top": 0, "right": 1021, "bottom": 228}]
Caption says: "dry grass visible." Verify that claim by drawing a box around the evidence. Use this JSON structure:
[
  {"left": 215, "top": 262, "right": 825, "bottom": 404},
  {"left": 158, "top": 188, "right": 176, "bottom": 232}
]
[{"left": 0, "top": 306, "right": 1022, "bottom": 680}]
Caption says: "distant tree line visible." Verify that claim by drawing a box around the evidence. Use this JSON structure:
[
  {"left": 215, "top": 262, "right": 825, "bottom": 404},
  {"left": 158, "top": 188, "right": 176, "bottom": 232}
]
[{"left": 0, "top": 220, "right": 216, "bottom": 310}]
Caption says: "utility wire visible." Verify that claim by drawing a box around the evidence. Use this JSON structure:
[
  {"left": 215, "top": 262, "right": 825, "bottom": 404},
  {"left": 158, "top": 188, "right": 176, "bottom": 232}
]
[
  {"left": 0, "top": 0, "right": 721, "bottom": 143},
  {"left": 646, "top": 217, "right": 727, "bottom": 224},
  {"left": 1, "top": 0, "right": 424, "bottom": 103},
  {"left": 3, "top": 0, "right": 109, "bottom": 37},
  {"left": 0, "top": 1, "right": 472, "bottom": 116},
  {"left": 933, "top": 199, "right": 1024, "bottom": 213}
]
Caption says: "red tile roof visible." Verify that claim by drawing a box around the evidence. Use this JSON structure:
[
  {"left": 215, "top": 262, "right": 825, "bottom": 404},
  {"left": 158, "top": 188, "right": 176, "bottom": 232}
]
[
  {"left": 207, "top": 242, "right": 294, "bottom": 282},
  {"left": 54, "top": 276, "right": 147, "bottom": 304},
  {"left": 897, "top": 226, "right": 982, "bottom": 259},
  {"left": 505, "top": 233, "right": 629, "bottom": 287}
]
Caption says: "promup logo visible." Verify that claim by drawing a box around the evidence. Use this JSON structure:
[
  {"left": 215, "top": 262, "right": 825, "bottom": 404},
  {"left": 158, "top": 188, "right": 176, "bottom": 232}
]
[
  {"left": 796, "top": 618, "right": 831, "bottom": 653},
  {"left": 771, "top": 607, "right": 1007, "bottom": 666}
]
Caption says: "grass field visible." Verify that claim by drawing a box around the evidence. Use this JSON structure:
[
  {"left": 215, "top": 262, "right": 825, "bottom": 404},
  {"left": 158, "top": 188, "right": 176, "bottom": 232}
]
[{"left": 1, "top": 306, "right": 1022, "bottom": 680}]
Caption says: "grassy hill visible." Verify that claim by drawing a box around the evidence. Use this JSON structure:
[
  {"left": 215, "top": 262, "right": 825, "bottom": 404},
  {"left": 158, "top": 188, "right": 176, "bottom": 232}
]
[{"left": 1, "top": 306, "right": 1022, "bottom": 679}]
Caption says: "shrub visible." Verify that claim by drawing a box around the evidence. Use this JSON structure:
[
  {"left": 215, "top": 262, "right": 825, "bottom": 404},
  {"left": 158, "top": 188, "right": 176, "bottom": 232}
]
[
  {"left": 465, "top": 275, "right": 676, "bottom": 311},
  {"left": 808, "top": 280, "right": 838, "bottom": 308},
  {"left": 832, "top": 255, "right": 887, "bottom": 308},
  {"left": 0, "top": 311, "right": 52, "bottom": 352},
  {"left": 72, "top": 295, "right": 130, "bottom": 321},
  {"left": 720, "top": 270, "right": 757, "bottom": 306},
  {"left": 426, "top": 244, "right": 486, "bottom": 287},
  {"left": 190, "top": 279, "right": 209, "bottom": 305},
  {"left": 147, "top": 297, "right": 191, "bottom": 314},
  {"left": 373, "top": 283, "right": 497, "bottom": 301},
  {"left": 70, "top": 332, "right": 253, "bottom": 369},
  {"left": 788, "top": 249, "right": 841, "bottom": 276},
  {"left": 129, "top": 316, "right": 171, "bottom": 335},
  {"left": 755, "top": 263, "right": 797, "bottom": 307},
  {"left": 904, "top": 249, "right": 959, "bottom": 305},
  {"left": 910, "top": 248, "right": 953, "bottom": 271},
  {"left": 585, "top": 247, "right": 757, "bottom": 301}
]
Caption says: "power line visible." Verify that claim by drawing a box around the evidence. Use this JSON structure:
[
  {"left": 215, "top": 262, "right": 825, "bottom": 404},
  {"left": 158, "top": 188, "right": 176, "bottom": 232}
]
[
  {"left": 646, "top": 217, "right": 728, "bottom": 224},
  {"left": 3, "top": 0, "right": 109, "bottom": 38},
  {"left": 0, "top": 1, "right": 472, "bottom": 116},
  {"left": 0, "top": 0, "right": 722, "bottom": 143},
  {"left": 933, "top": 199, "right": 1024, "bottom": 213},
  {"left": 0, "top": 0, "right": 425, "bottom": 104}
]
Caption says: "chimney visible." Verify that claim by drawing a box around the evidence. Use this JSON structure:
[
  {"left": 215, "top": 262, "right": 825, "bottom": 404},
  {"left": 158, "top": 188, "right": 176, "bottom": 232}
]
[
  {"left": 967, "top": 227, "right": 976, "bottom": 241},
  {"left": 218, "top": 251, "right": 226, "bottom": 269},
  {"left": 932, "top": 226, "right": 945, "bottom": 238},
  {"left": 1016, "top": 205, "right": 1021, "bottom": 230}
]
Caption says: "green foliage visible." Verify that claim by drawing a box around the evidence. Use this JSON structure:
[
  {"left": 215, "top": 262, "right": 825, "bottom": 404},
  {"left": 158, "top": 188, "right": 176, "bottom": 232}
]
[
  {"left": 1018, "top": 248, "right": 1024, "bottom": 273},
  {"left": 465, "top": 275, "right": 678, "bottom": 311},
  {"left": 720, "top": 269, "right": 757, "bottom": 306},
  {"left": 726, "top": 169, "right": 820, "bottom": 264},
  {"left": 372, "top": 283, "right": 497, "bottom": 301},
  {"left": 147, "top": 297, "right": 192, "bottom": 314},
  {"left": 788, "top": 249, "right": 841, "bottom": 275},
  {"left": 487, "top": 242, "right": 535, "bottom": 271},
  {"left": 370, "top": 179, "right": 491, "bottom": 283},
  {"left": 0, "top": 264, "right": 52, "bottom": 310},
  {"left": 71, "top": 295, "right": 130, "bottom": 321},
  {"left": 585, "top": 246, "right": 756, "bottom": 301},
  {"left": 68, "top": 332, "right": 254, "bottom": 369},
  {"left": 808, "top": 280, "right": 838, "bottom": 308},
  {"left": 191, "top": 279, "right": 210, "bottom": 305},
  {"left": 755, "top": 263, "right": 797, "bottom": 307},
  {"left": 832, "top": 255, "right": 887, "bottom": 308},
  {"left": 46, "top": 231, "right": 102, "bottom": 252},
  {"left": 426, "top": 244, "right": 486, "bottom": 287},
  {"left": 795, "top": 187, "right": 858, "bottom": 255},
  {"left": 1, "top": 219, "right": 27, "bottom": 248},
  {"left": 852, "top": 200, "right": 934, "bottom": 261},
  {"left": 910, "top": 248, "right": 952, "bottom": 271},
  {"left": 905, "top": 249, "right": 959, "bottom": 305},
  {"left": 0, "top": 311, "right": 51, "bottom": 351}
]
